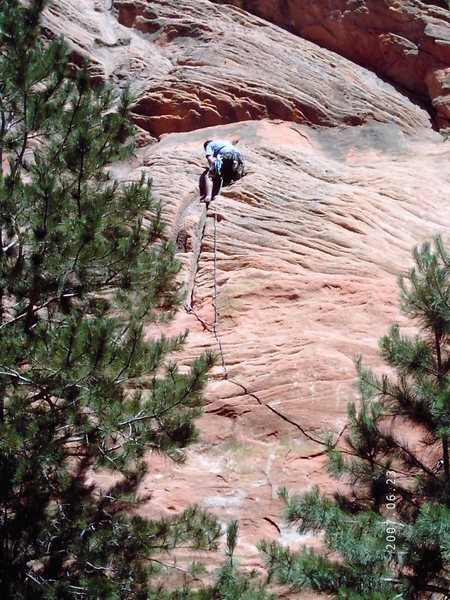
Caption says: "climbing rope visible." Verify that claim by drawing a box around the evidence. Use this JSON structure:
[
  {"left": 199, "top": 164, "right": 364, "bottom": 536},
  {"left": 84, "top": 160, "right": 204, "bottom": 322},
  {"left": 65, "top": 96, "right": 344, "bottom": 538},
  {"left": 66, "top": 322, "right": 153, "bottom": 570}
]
[
  {"left": 212, "top": 178, "right": 228, "bottom": 379},
  {"left": 209, "top": 182, "right": 350, "bottom": 450},
  {"left": 186, "top": 176, "right": 344, "bottom": 450}
]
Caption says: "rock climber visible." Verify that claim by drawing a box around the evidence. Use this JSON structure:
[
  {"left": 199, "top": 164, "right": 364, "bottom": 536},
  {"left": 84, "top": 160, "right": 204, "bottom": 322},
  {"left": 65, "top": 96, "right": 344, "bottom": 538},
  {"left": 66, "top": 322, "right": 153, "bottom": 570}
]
[{"left": 202, "top": 139, "right": 245, "bottom": 205}]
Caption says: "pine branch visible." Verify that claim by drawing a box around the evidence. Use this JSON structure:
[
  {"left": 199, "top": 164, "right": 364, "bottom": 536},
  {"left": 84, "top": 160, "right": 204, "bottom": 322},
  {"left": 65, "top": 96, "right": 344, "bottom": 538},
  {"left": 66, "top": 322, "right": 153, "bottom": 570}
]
[
  {"left": 0, "top": 293, "right": 75, "bottom": 329},
  {"left": 376, "top": 429, "right": 435, "bottom": 477}
]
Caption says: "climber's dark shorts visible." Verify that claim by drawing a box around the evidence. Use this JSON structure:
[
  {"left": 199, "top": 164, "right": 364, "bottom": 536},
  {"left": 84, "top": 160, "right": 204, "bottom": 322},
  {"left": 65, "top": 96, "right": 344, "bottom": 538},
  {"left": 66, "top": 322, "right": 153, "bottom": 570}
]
[{"left": 209, "top": 151, "right": 245, "bottom": 184}]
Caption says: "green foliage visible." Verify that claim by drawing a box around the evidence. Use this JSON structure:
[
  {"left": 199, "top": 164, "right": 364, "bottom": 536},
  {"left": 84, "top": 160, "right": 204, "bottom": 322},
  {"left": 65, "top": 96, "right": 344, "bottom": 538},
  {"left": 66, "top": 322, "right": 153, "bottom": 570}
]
[
  {"left": 0, "top": 1, "right": 220, "bottom": 596},
  {"left": 153, "top": 521, "right": 274, "bottom": 600},
  {"left": 192, "top": 520, "right": 274, "bottom": 600},
  {"left": 225, "top": 518, "right": 238, "bottom": 565},
  {"left": 260, "top": 237, "right": 450, "bottom": 599}
]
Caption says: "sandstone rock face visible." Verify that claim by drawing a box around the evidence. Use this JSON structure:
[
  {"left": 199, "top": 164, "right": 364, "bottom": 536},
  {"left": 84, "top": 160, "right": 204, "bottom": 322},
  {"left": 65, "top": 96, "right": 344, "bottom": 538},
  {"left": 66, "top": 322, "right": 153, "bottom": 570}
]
[
  {"left": 215, "top": 0, "right": 450, "bottom": 127},
  {"left": 139, "top": 119, "right": 448, "bottom": 580},
  {"left": 44, "top": 0, "right": 449, "bottom": 593},
  {"left": 44, "top": 0, "right": 434, "bottom": 136}
]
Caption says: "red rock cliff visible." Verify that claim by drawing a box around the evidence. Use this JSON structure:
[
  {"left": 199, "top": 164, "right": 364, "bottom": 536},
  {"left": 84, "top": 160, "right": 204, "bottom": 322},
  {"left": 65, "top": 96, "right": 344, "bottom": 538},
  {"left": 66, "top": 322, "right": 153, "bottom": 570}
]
[
  {"left": 214, "top": 0, "right": 450, "bottom": 128},
  {"left": 43, "top": 0, "right": 449, "bottom": 593}
]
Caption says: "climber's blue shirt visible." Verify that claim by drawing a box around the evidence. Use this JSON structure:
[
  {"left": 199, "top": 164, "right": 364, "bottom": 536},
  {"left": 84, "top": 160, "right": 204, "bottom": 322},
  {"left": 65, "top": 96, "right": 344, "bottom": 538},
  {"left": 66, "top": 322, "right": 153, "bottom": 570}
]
[{"left": 205, "top": 140, "right": 236, "bottom": 157}]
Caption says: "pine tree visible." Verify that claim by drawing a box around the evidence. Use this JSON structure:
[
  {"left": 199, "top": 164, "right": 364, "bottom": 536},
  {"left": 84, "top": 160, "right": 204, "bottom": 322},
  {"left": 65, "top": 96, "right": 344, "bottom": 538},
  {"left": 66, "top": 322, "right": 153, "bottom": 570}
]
[
  {"left": 154, "top": 520, "right": 275, "bottom": 600},
  {"left": 0, "top": 1, "right": 220, "bottom": 596},
  {"left": 260, "top": 237, "right": 450, "bottom": 599}
]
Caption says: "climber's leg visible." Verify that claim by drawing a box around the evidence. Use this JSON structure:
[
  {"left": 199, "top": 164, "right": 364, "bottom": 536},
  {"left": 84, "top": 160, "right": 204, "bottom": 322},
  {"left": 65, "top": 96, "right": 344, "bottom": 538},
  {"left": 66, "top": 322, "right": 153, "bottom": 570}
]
[{"left": 203, "top": 171, "right": 214, "bottom": 204}]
